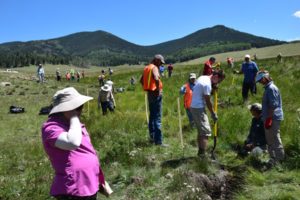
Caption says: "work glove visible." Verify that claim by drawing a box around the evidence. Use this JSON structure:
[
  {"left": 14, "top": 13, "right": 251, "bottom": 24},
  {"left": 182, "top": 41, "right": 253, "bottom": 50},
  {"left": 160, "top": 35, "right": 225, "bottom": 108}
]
[
  {"left": 265, "top": 117, "right": 272, "bottom": 129},
  {"left": 211, "top": 112, "right": 218, "bottom": 123}
]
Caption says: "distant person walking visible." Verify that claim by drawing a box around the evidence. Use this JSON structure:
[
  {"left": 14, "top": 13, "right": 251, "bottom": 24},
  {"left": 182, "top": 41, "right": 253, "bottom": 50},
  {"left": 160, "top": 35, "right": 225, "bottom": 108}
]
[
  {"left": 141, "top": 54, "right": 168, "bottom": 147},
  {"left": 56, "top": 68, "right": 61, "bottom": 81},
  {"left": 203, "top": 57, "right": 216, "bottom": 75},
  {"left": 70, "top": 69, "right": 75, "bottom": 82},
  {"left": 82, "top": 70, "right": 86, "bottom": 78},
  {"left": 37, "top": 64, "right": 45, "bottom": 83},
  {"left": 98, "top": 74, "right": 105, "bottom": 86},
  {"left": 167, "top": 64, "right": 173, "bottom": 77},
  {"left": 77, "top": 71, "right": 81, "bottom": 82},
  {"left": 234, "top": 54, "right": 259, "bottom": 102},
  {"left": 190, "top": 70, "right": 225, "bottom": 156},
  {"left": 97, "top": 84, "right": 116, "bottom": 115},
  {"left": 159, "top": 65, "right": 165, "bottom": 77},
  {"left": 256, "top": 71, "right": 285, "bottom": 169},
  {"left": 179, "top": 73, "right": 197, "bottom": 128},
  {"left": 277, "top": 53, "right": 282, "bottom": 63},
  {"left": 109, "top": 68, "right": 113, "bottom": 76},
  {"left": 253, "top": 53, "right": 258, "bottom": 61},
  {"left": 227, "top": 57, "right": 234, "bottom": 68},
  {"left": 42, "top": 87, "right": 108, "bottom": 199}
]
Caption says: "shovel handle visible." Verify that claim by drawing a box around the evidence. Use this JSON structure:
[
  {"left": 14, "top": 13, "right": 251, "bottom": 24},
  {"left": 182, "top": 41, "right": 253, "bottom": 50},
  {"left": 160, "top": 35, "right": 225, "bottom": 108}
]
[{"left": 214, "top": 89, "right": 217, "bottom": 137}]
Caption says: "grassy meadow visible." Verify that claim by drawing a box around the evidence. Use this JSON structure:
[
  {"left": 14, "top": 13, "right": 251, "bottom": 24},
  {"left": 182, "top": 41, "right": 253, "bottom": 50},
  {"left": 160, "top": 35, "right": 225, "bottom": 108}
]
[{"left": 0, "top": 54, "right": 300, "bottom": 199}]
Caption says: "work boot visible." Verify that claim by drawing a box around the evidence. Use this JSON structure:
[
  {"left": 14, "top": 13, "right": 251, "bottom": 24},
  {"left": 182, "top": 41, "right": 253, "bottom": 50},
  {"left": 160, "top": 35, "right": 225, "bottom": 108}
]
[
  {"left": 197, "top": 149, "right": 205, "bottom": 157},
  {"left": 263, "top": 159, "right": 276, "bottom": 171},
  {"left": 155, "top": 143, "right": 169, "bottom": 148},
  {"left": 149, "top": 133, "right": 154, "bottom": 143}
]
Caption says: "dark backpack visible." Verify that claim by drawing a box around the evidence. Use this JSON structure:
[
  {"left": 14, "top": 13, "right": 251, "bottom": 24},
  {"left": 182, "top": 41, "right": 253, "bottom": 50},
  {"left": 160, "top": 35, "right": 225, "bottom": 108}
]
[
  {"left": 10, "top": 106, "right": 25, "bottom": 113},
  {"left": 39, "top": 105, "right": 53, "bottom": 115}
]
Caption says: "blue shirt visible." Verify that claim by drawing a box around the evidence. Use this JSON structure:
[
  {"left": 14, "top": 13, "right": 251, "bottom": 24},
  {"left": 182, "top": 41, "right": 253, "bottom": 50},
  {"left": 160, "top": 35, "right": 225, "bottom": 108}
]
[
  {"left": 179, "top": 82, "right": 195, "bottom": 95},
  {"left": 262, "top": 81, "right": 283, "bottom": 121},
  {"left": 241, "top": 61, "right": 259, "bottom": 83}
]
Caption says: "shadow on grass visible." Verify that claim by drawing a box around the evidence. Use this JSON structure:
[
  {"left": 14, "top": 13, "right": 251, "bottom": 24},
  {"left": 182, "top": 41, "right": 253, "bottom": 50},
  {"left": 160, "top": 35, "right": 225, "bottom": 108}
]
[{"left": 161, "top": 156, "right": 196, "bottom": 168}]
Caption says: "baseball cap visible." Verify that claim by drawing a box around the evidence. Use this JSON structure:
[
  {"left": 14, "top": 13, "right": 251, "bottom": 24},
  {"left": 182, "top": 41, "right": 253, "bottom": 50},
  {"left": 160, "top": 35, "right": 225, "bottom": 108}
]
[
  {"left": 209, "top": 57, "right": 216, "bottom": 61},
  {"left": 189, "top": 73, "right": 196, "bottom": 79},
  {"left": 154, "top": 54, "right": 165, "bottom": 64},
  {"left": 245, "top": 54, "right": 251, "bottom": 59},
  {"left": 248, "top": 103, "right": 262, "bottom": 111}
]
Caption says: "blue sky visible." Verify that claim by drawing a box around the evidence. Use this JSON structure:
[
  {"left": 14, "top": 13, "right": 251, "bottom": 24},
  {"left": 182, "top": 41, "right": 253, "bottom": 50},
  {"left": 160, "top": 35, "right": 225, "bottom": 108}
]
[{"left": 0, "top": 0, "right": 299, "bottom": 45}]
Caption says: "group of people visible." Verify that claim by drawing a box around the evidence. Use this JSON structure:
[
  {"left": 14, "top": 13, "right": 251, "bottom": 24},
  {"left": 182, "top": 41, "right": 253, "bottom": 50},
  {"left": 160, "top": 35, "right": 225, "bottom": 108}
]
[
  {"left": 158, "top": 63, "right": 174, "bottom": 77},
  {"left": 179, "top": 54, "right": 284, "bottom": 169},
  {"left": 36, "top": 64, "right": 87, "bottom": 83},
  {"left": 41, "top": 53, "right": 285, "bottom": 199},
  {"left": 62, "top": 69, "right": 85, "bottom": 82}
]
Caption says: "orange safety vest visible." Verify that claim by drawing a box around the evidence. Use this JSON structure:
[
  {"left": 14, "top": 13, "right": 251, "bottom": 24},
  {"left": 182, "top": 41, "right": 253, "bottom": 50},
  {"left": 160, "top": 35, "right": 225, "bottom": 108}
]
[
  {"left": 143, "top": 64, "right": 162, "bottom": 91},
  {"left": 184, "top": 83, "right": 193, "bottom": 109}
]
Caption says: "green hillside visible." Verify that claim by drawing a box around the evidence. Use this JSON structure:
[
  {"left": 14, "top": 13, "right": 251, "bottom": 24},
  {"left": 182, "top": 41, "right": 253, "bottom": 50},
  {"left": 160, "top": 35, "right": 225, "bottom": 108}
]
[
  {"left": 0, "top": 25, "right": 285, "bottom": 67},
  {"left": 178, "top": 42, "right": 300, "bottom": 66},
  {"left": 0, "top": 55, "right": 300, "bottom": 199}
]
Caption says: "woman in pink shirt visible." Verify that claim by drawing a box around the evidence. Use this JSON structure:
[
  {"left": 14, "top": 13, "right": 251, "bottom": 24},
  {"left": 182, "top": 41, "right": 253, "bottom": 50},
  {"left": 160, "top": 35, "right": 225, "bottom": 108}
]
[{"left": 42, "top": 87, "right": 109, "bottom": 200}]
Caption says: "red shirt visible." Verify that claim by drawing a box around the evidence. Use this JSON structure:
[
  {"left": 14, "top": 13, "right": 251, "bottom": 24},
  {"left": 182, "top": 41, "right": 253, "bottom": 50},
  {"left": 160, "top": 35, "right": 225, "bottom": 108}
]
[{"left": 203, "top": 61, "right": 213, "bottom": 75}]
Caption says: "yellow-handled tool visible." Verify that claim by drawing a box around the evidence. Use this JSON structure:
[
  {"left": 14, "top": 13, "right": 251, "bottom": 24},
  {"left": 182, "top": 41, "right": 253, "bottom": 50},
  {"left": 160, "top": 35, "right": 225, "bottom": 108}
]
[{"left": 211, "top": 89, "right": 218, "bottom": 160}]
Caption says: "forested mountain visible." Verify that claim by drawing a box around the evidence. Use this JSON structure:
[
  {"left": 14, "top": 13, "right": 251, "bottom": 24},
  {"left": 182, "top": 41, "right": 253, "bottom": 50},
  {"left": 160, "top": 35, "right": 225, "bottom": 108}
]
[{"left": 0, "top": 25, "right": 285, "bottom": 67}]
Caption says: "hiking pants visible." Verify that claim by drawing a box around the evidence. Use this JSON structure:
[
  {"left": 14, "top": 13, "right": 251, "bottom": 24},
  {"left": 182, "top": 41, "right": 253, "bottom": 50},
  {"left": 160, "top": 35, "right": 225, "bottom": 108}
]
[
  {"left": 264, "top": 120, "right": 285, "bottom": 163},
  {"left": 148, "top": 95, "right": 163, "bottom": 144}
]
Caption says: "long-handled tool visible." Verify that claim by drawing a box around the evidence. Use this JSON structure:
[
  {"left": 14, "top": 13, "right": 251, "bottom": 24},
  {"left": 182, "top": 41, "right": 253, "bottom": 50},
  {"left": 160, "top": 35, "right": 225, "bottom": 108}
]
[
  {"left": 145, "top": 94, "right": 149, "bottom": 123},
  {"left": 211, "top": 89, "right": 218, "bottom": 160},
  {"left": 177, "top": 98, "right": 184, "bottom": 156}
]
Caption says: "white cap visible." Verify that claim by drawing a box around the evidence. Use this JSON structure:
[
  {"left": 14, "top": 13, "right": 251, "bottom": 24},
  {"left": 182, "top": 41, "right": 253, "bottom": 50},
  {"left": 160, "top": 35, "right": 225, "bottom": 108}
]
[
  {"left": 189, "top": 73, "right": 196, "bottom": 79},
  {"left": 245, "top": 54, "right": 251, "bottom": 59}
]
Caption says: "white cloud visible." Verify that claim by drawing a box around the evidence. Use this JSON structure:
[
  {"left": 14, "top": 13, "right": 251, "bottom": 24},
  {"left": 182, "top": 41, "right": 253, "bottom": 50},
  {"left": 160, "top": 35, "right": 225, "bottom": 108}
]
[{"left": 293, "top": 11, "right": 300, "bottom": 18}]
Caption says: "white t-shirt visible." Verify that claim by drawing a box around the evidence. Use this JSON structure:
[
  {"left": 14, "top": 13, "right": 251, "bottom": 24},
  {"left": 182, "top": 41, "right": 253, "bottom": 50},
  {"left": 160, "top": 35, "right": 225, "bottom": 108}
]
[
  {"left": 106, "top": 80, "right": 114, "bottom": 88},
  {"left": 190, "top": 76, "right": 212, "bottom": 108}
]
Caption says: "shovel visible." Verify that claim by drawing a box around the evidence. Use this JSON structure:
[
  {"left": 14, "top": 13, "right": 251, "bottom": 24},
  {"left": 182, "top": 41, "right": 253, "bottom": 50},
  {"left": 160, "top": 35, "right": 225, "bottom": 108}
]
[{"left": 211, "top": 89, "right": 218, "bottom": 160}]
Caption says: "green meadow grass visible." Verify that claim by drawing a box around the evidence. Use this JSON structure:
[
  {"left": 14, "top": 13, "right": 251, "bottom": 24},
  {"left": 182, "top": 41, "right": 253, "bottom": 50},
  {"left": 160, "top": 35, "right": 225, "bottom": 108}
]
[{"left": 0, "top": 55, "right": 300, "bottom": 199}]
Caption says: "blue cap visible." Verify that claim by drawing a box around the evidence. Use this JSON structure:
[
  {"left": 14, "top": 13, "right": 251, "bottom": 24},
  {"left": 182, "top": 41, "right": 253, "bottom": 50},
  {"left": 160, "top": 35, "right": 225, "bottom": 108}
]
[{"left": 255, "top": 73, "right": 269, "bottom": 83}]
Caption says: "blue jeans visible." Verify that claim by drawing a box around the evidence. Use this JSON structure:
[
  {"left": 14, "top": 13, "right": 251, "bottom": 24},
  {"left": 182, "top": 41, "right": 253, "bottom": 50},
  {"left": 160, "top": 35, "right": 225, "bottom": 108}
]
[
  {"left": 185, "top": 108, "right": 194, "bottom": 127},
  {"left": 39, "top": 73, "right": 44, "bottom": 83},
  {"left": 101, "top": 101, "right": 114, "bottom": 115},
  {"left": 148, "top": 95, "right": 163, "bottom": 144},
  {"left": 242, "top": 81, "right": 256, "bottom": 101}
]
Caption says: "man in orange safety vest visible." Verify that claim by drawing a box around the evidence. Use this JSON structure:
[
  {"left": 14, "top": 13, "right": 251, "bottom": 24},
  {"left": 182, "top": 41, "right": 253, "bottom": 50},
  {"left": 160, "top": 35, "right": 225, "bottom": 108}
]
[
  {"left": 140, "top": 54, "right": 169, "bottom": 147},
  {"left": 179, "top": 73, "right": 197, "bottom": 128}
]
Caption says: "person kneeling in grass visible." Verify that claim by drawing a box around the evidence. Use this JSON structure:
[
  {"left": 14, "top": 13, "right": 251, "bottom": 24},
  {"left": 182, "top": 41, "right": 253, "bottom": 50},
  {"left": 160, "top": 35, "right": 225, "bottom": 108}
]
[
  {"left": 239, "top": 103, "right": 267, "bottom": 157},
  {"left": 256, "top": 71, "right": 285, "bottom": 169}
]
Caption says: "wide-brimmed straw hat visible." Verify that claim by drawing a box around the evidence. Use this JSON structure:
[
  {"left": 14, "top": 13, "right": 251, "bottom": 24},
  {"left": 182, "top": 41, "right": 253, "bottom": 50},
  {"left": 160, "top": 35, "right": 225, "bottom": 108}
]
[
  {"left": 101, "top": 84, "right": 111, "bottom": 92},
  {"left": 49, "top": 87, "right": 93, "bottom": 115}
]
